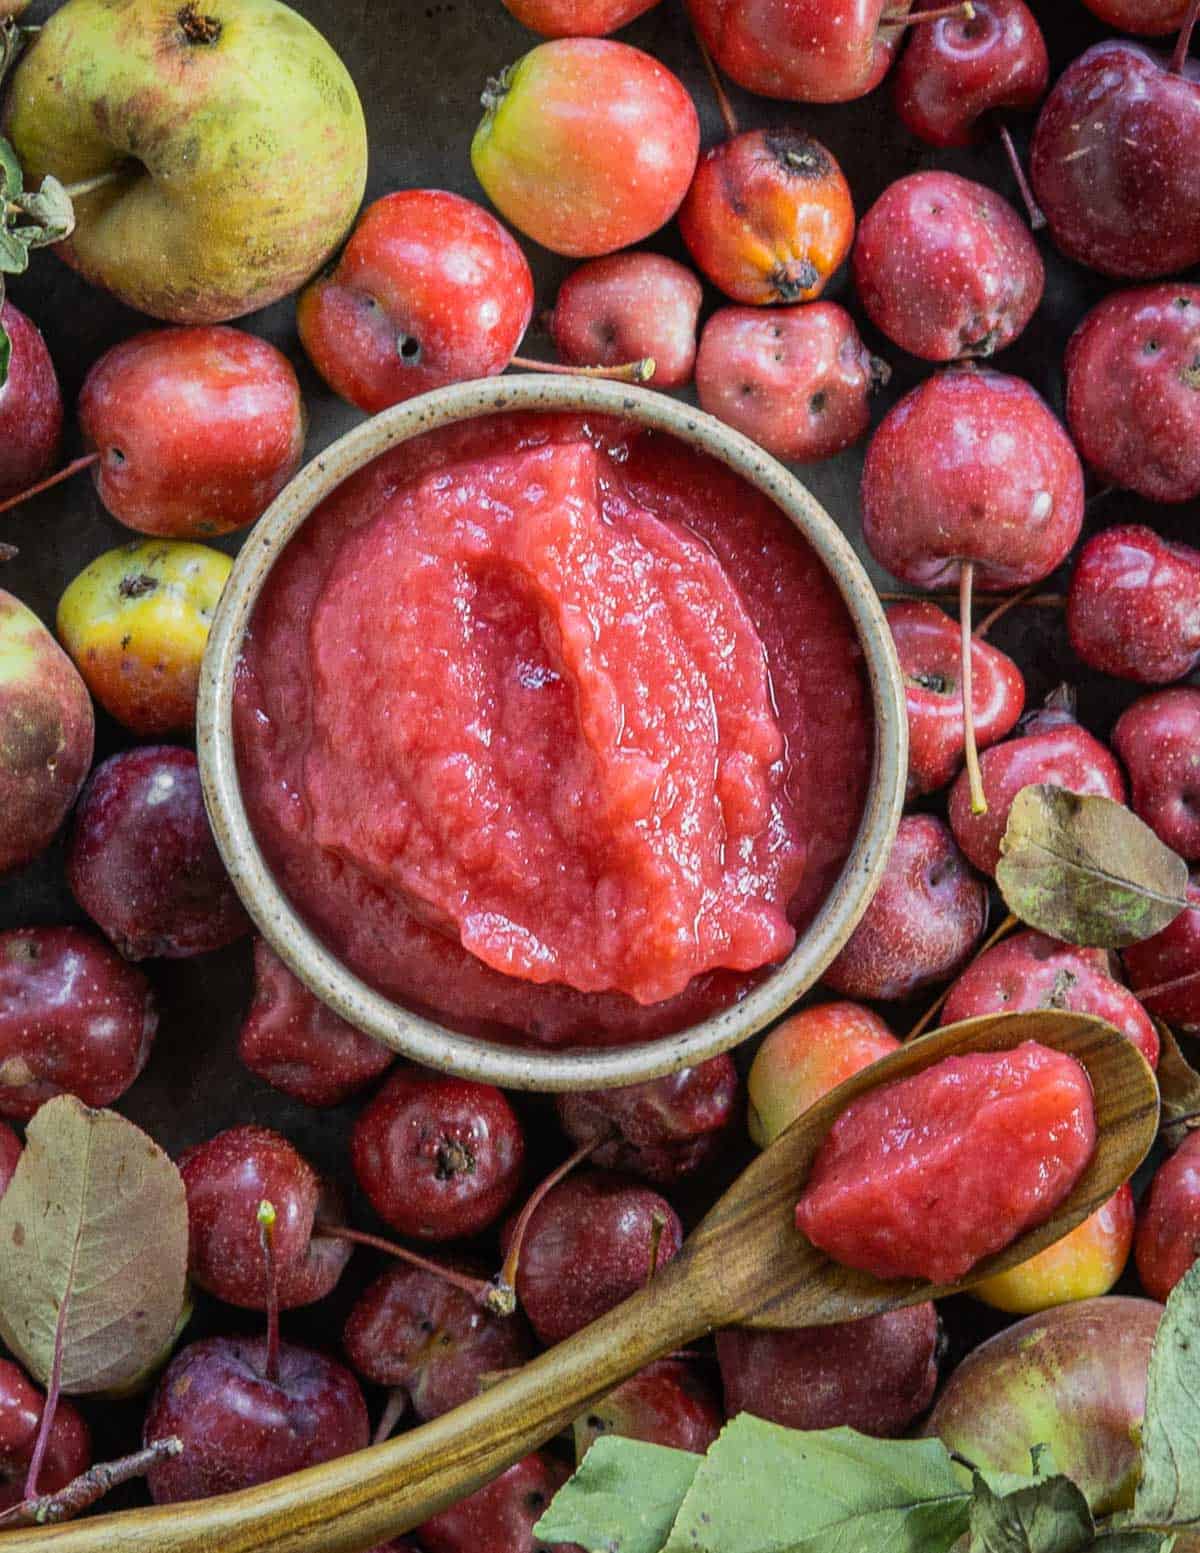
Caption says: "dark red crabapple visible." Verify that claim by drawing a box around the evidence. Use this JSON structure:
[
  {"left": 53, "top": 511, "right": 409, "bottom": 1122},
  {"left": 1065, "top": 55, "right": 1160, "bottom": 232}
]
[
  {"left": 695, "top": 302, "right": 886, "bottom": 464},
  {"left": 417, "top": 1452, "right": 582, "bottom": 1553},
  {"left": 574, "top": 1358, "right": 722, "bottom": 1459},
  {"left": 717, "top": 1303, "right": 940, "bottom": 1437},
  {"left": 0, "top": 926, "right": 158, "bottom": 1121},
  {"left": 181, "top": 1126, "right": 351, "bottom": 1310},
  {"left": 949, "top": 695, "right": 1127, "bottom": 876},
  {"left": 547, "top": 253, "right": 701, "bottom": 387},
  {"left": 747, "top": 1002, "right": 899, "bottom": 1148},
  {"left": 889, "top": 600, "right": 1025, "bottom": 799},
  {"left": 1134, "top": 1131, "right": 1200, "bottom": 1301},
  {"left": 298, "top": 191, "right": 534, "bottom": 414},
  {"left": 1080, "top": 0, "right": 1189, "bottom": 31},
  {"left": 343, "top": 1264, "right": 534, "bottom": 1422},
  {"left": 502, "top": 0, "right": 661, "bottom": 33},
  {"left": 67, "top": 746, "right": 251, "bottom": 960},
  {"left": 1125, "top": 875, "right": 1200, "bottom": 1031},
  {"left": 77, "top": 326, "right": 305, "bottom": 539},
  {"left": 853, "top": 173, "right": 1044, "bottom": 361},
  {"left": 1029, "top": 21, "right": 1200, "bottom": 279},
  {"left": 0, "top": 300, "right": 61, "bottom": 498},
  {"left": 677, "top": 129, "right": 855, "bottom": 306},
  {"left": 143, "top": 1337, "right": 368, "bottom": 1504},
  {"left": 1064, "top": 285, "right": 1200, "bottom": 504},
  {"left": 0, "top": 1122, "right": 19, "bottom": 1198},
  {"left": 940, "top": 928, "right": 1160, "bottom": 1068},
  {"left": 1113, "top": 690, "right": 1200, "bottom": 861},
  {"left": 0, "top": 1358, "right": 90, "bottom": 1513},
  {"left": 238, "top": 938, "right": 394, "bottom": 1108},
  {"left": 894, "top": 0, "right": 1049, "bottom": 147},
  {"left": 351, "top": 1066, "right": 525, "bottom": 1242},
  {"left": 1067, "top": 526, "right": 1200, "bottom": 684},
  {"left": 822, "top": 815, "right": 988, "bottom": 1002},
  {"left": 503, "top": 1170, "right": 683, "bottom": 1345}
]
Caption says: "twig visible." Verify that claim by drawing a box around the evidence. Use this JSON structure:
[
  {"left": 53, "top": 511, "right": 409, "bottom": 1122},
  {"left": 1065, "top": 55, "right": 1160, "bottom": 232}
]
[
  {"left": 314, "top": 1222, "right": 502, "bottom": 1312},
  {"left": 7, "top": 1439, "right": 183, "bottom": 1527},
  {"left": 509, "top": 354, "right": 655, "bottom": 384},
  {"left": 907, "top": 914, "right": 1019, "bottom": 1041},
  {"left": 0, "top": 452, "right": 98, "bottom": 518}
]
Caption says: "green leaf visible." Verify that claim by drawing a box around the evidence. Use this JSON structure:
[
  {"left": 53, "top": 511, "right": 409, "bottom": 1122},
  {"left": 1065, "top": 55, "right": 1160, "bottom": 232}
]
[
  {"left": 12, "top": 174, "right": 75, "bottom": 245},
  {"left": 996, "top": 786, "right": 1190, "bottom": 949},
  {"left": 1130, "top": 1259, "right": 1200, "bottom": 1529},
  {"left": 969, "top": 1465, "right": 1094, "bottom": 1553},
  {"left": 533, "top": 1436, "right": 701, "bottom": 1553},
  {"left": 0, "top": 223, "right": 29, "bottom": 274},
  {"left": 1092, "top": 1536, "right": 1175, "bottom": 1552},
  {"left": 660, "top": 1416, "right": 971, "bottom": 1553},
  {"left": 0, "top": 133, "right": 22, "bottom": 197},
  {"left": 1156, "top": 1025, "right": 1200, "bottom": 1143}
]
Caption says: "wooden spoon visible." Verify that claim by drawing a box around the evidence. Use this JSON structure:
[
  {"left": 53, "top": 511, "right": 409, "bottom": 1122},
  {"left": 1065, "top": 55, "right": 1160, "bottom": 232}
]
[{"left": 6, "top": 1009, "right": 1158, "bottom": 1553}]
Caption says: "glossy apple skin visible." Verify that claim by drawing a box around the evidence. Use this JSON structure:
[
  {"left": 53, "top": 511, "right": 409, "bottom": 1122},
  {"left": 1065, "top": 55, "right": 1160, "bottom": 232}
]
[
  {"left": 555, "top": 1055, "right": 738, "bottom": 1183},
  {"left": 941, "top": 929, "right": 1159, "bottom": 1068},
  {"left": 505, "top": 1170, "right": 683, "bottom": 1345},
  {"left": 181, "top": 1125, "right": 351, "bottom": 1311},
  {"left": 894, "top": 0, "right": 1049, "bottom": 146},
  {"left": 502, "top": 0, "right": 661, "bottom": 35},
  {"left": 548, "top": 253, "right": 701, "bottom": 387},
  {"left": 352, "top": 1066, "right": 525, "bottom": 1242},
  {"left": 0, "top": 1359, "right": 91, "bottom": 1513},
  {"left": 418, "top": 1453, "right": 582, "bottom": 1553},
  {"left": 853, "top": 173, "right": 1043, "bottom": 362},
  {"left": 344, "top": 1263, "right": 533, "bottom": 1421},
  {"left": 298, "top": 191, "right": 534, "bottom": 415},
  {"left": 574, "top": 1358, "right": 722, "bottom": 1460},
  {"left": 1113, "top": 689, "right": 1200, "bottom": 860},
  {"left": 56, "top": 539, "right": 232, "bottom": 737},
  {"left": 471, "top": 39, "right": 699, "bottom": 257},
  {"left": 695, "top": 302, "right": 883, "bottom": 464},
  {"left": 687, "top": 0, "right": 915, "bottom": 103},
  {"left": 78, "top": 326, "right": 304, "bottom": 538},
  {"left": 822, "top": 814, "right": 987, "bottom": 1001},
  {"left": 1068, "top": 526, "right": 1200, "bottom": 684},
  {"left": 238, "top": 939, "right": 393, "bottom": 1108},
  {"left": 1079, "top": 0, "right": 1189, "bottom": 31},
  {"left": 0, "top": 590, "right": 94, "bottom": 877},
  {"left": 0, "top": 926, "right": 158, "bottom": 1121},
  {"left": 1065, "top": 286, "right": 1200, "bottom": 504},
  {"left": 747, "top": 1001, "right": 899, "bottom": 1148},
  {"left": 1135, "top": 1131, "right": 1200, "bottom": 1301},
  {"left": 1030, "top": 40, "right": 1200, "bottom": 279},
  {"left": 717, "top": 1304, "right": 939, "bottom": 1437},
  {"left": 889, "top": 601, "right": 1025, "bottom": 799},
  {"left": 1125, "top": 875, "right": 1200, "bottom": 1031},
  {"left": 972, "top": 1185, "right": 1135, "bottom": 1313},
  {"left": 678, "top": 129, "right": 854, "bottom": 306},
  {"left": 144, "top": 1337, "right": 368, "bottom": 1504},
  {"left": 0, "top": 1122, "right": 19, "bottom": 1199},
  {"left": 861, "top": 369, "right": 1085, "bottom": 590},
  {"left": 0, "top": 301, "right": 61, "bottom": 497},
  {"left": 925, "top": 1297, "right": 1163, "bottom": 1514},
  {"left": 948, "top": 702, "right": 1126, "bottom": 876},
  {"left": 68, "top": 746, "right": 251, "bottom": 960}
]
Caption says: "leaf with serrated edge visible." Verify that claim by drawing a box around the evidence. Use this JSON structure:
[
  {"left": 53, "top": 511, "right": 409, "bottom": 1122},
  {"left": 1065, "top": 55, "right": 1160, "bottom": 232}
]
[
  {"left": 1129, "top": 1259, "right": 1200, "bottom": 1529},
  {"left": 0, "top": 1097, "right": 189, "bottom": 1394},
  {"left": 1156, "top": 1025, "right": 1200, "bottom": 1142},
  {"left": 968, "top": 1466, "right": 1094, "bottom": 1553},
  {"left": 996, "top": 786, "right": 1189, "bottom": 949},
  {"left": 533, "top": 1436, "right": 701, "bottom": 1553},
  {"left": 660, "top": 1415, "right": 971, "bottom": 1553}
]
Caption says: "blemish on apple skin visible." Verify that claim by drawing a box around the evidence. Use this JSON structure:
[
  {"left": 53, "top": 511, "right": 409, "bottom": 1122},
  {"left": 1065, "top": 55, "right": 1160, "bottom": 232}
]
[{"left": 11, "top": 1222, "right": 24, "bottom": 1247}]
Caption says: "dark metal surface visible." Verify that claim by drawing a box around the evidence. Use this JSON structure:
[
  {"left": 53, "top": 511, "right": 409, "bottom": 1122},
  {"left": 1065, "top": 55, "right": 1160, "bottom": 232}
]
[{"left": 1, "top": 0, "right": 1195, "bottom": 1511}]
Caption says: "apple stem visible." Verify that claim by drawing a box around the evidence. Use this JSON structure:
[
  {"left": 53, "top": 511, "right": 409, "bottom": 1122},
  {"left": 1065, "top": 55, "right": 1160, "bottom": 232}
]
[
  {"left": 0, "top": 452, "right": 99, "bottom": 519},
  {"left": 21, "top": 1284, "right": 69, "bottom": 1504},
  {"left": 490, "top": 1134, "right": 605, "bottom": 1318},
  {"left": 960, "top": 564, "right": 988, "bottom": 816},
  {"left": 878, "top": 587, "right": 1065, "bottom": 611},
  {"left": 997, "top": 124, "right": 1046, "bottom": 231},
  {"left": 509, "top": 353, "right": 656, "bottom": 385},
  {"left": 692, "top": 24, "right": 740, "bottom": 139},
  {"left": 2, "top": 1438, "right": 184, "bottom": 1529},
  {"left": 372, "top": 1389, "right": 407, "bottom": 1448},
  {"left": 313, "top": 1221, "right": 503, "bottom": 1311},
  {"left": 258, "top": 1199, "right": 281, "bottom": 1385},
  {"left": 1134, "top": 968, "right": 1200, "bottom": 1005},
  {"left": 60, "top": 168, "right": 124, "bottom": 201},
  {"left": 1170, "top": 0, "right": 1200, "bottom": 74},
  {"left": 973, "top": 578, "right": 1047, "bottom": 639},
  {"left": 646, "top": 1210, "right": 668, "bottom": 1286},
  {"left": 1165, "top": 1106, "right": 1200, "bottom": 1131},
  {"left": 907, "top": 913, "right": 1019, "bottom": 1041},
  {"left": 882, "top": 1, "right": 976, "bottom": 27}
]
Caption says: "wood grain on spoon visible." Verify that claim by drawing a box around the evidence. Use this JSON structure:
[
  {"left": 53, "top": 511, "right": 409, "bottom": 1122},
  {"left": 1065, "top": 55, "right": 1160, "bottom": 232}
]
[{"left": 4, "top": 1009, "right": 1158, "bottom": 1553}]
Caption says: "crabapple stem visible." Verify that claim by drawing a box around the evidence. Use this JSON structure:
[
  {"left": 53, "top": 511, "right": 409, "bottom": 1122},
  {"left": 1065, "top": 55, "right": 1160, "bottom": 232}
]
[
  {"left": 491, "top": 1134, "right": 605, "bottom": 1316},
  {"left": 60, "top": 168, "right": 124, "bottom": 201},
  {"left": 1170, "top": 0, "right": 1200, "bottom": 75},
  {"left": 509, "top": 353, "right": 656, "bottom": 384},
  {"left": 1165, "top": 1106, "right": 1200, "bottom": 1131},
  {"left": 258, "top": 1199, "right": 281, "bottom": 1385},
  {"left": 0, "top": 452, "right": 99, "bottom": 518},
  {"left": 877, "top": 588, "right": 1065, "bottom": 612},
  {"left": 997, "top": 124, "right": 1046, "bottom": 231},
  {"left": 906, "top": 913, "right": 1019, "bottom": 1041},
  {"left": 372, "top": 1389, "right": 407, "bottom": 1448},
  {"left": 883, "top": 2, "right": 976, "bottom": 27},
  {"left": 1133, "top": 968, "right": 1200, "bottom": 1005},
  {"left": 8, "top": 1438, "right": 184, "bottom": 1527},
  {"left": 691, "top": 23, "right": 740, "bottom": 139},
  {"left": 960, "top": 563, "right": 988, "bottom": 816},
  {"left": 973, "top": 578, "right": 1047, "bottom": 639},
  {"left": 312, "top": 1222, "right": 500, "bottom": 1310}
]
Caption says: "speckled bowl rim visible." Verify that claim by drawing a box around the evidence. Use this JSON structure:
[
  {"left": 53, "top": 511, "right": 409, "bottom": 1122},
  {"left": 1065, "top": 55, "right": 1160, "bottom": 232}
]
[{"left": 197, "top": 374, "right": 906, "bottom": 1092}]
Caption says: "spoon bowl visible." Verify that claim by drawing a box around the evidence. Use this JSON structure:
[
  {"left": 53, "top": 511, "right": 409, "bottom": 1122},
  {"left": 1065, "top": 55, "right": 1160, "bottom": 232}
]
[{"left": 4, "top": 1009, "right": 1158, "bottom": 1553}]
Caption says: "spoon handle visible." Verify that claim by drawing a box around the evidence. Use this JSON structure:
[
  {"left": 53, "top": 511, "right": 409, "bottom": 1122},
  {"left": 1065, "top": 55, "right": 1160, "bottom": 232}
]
[{"left": 2, "top": 1251, "right": 713, "bottom": 1553}]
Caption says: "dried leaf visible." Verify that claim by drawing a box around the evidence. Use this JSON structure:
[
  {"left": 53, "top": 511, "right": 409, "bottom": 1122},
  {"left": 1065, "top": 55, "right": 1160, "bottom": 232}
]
[
  {"left": 968, "top": 1462, "right": 1094, "bottom": 1553},
  {"left": 996, "top": 787, "right": 1189, "bottom": 949},
  {"left": 12, "top": 175, "right": 75, "bottom": 246},
  {"left": 1156, "top": 1024, "right": 1200, "bottom": 1144},
  {"left": 1129, "top": 1259, "right": 1200, "bottom": 1530},
  {"left": 0, "top": 1097, "right": 189, "bottom": 1394},
  {"left": 0, "top": 134, "right": 21, "bottom": 197}
]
